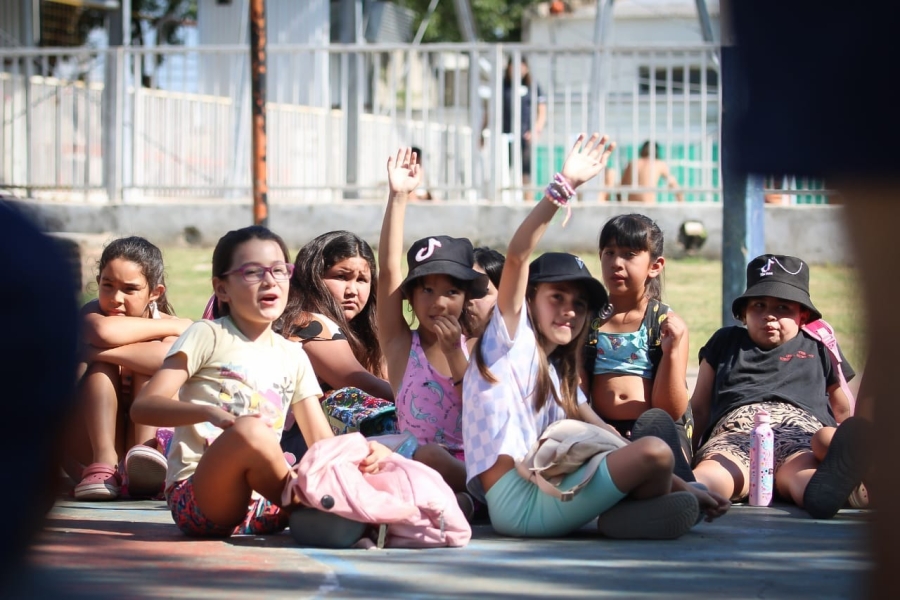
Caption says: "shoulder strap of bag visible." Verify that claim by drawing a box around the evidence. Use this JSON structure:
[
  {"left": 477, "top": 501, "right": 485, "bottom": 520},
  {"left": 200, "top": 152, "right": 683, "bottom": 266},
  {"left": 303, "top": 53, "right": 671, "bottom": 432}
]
[
  {"left": 802, "top": 319, "right": 855, "bottom": 415},
  {"left": 524, "top": 452, "right": 608, "bottom": 502},
  {"left": 643, "top": 299, "right": 670, "bottom": 373}
]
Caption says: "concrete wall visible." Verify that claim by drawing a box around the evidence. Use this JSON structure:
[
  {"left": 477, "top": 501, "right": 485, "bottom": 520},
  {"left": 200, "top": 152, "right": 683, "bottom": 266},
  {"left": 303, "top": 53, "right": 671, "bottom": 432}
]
[{"left": 11, "top": 200, "right": 854, "bottom": 265}]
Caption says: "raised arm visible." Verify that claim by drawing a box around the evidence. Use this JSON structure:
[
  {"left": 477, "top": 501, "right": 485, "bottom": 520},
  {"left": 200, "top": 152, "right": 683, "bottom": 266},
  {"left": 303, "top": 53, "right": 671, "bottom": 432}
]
[
  {"left": 377, "top": 147, "right": 421, "bottom": 392},
  {"left": 650, "top": 310, "right": 690, "bottom": 420},
  {"left": 498, "top": 133, "right": 615, "bottom": 337}
]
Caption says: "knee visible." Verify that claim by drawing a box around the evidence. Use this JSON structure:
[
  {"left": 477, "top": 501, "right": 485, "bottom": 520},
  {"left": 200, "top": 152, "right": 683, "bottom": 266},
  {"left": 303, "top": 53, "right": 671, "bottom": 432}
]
[
  {"left": 811, "top": 427, "right": 836, "bottom": 460},
  {"left": 633, "top": 436, "right": 675, "bottom": 475},
  {"left": 84, "top": 360, "right": 119, "bottom": 380},
  {"left": 227, "top": 417, "right": 279, "bottom": 452}
]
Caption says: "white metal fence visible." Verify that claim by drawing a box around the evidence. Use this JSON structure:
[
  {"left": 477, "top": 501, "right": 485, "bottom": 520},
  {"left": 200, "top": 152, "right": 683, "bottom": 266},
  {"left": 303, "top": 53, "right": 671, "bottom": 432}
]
[{"left": 0, "top": 43, "right": 828, "bottom": 204}]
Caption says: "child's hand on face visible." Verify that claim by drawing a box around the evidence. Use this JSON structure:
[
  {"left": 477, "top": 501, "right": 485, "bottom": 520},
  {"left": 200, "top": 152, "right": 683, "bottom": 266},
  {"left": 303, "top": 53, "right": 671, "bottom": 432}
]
[
  {"left": 433, "top": 315, "right": 463, "bottom": 354},
  {"left": 659, "top": 312, "right": 687, "bottom": 353},
  {"left": 561, "top": 133, "right": 616, "bottom": 189},
  {"left": 386, "top": 147, "right": 422, "bottom": 196},
  {"left": 359, "top": 441, "right": 393, "bottom": 474}
]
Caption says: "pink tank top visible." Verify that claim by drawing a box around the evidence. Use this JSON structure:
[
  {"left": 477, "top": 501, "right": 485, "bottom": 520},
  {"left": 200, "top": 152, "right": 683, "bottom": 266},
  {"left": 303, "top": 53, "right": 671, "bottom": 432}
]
[{"left": 396, "top": 331, "right": 466, "bottom": 452}]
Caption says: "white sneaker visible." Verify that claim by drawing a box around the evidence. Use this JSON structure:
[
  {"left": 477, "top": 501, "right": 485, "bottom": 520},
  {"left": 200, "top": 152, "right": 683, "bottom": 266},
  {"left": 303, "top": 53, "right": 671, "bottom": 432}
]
[{"left": 124, "top": 445, "right": 168, "bottom": 498}]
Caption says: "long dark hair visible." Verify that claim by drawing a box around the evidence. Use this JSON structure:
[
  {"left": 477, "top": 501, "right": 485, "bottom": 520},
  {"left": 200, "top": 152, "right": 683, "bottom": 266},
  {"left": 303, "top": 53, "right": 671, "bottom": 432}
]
[
  {"left": 504, "top": 56, "right": 532, "bottom": 86},
  {"left": 98, "top": 236, "right": 174, "bottom": 315},
  {"left": 598, "top": 214, "right": 665, "bottom": 301},
  {"left": 211, "top": 226, "right": 291, "bottom": 317},
  {"left": 474, "top": 246, "right": 505, "bottom": 289},
  {"left": 279, "top": 231, "right": 383, "bottom": 377}
]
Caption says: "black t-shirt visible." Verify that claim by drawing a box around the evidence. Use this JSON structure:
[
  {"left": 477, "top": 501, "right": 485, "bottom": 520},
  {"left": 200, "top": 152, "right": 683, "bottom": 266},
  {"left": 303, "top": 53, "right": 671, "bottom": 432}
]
[{"left": 699, "top": 326, "right": 855, "bottom": 439}]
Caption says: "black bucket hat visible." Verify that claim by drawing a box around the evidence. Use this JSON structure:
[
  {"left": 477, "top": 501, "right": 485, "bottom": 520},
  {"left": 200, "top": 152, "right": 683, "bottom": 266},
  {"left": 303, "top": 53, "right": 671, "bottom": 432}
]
[
  {"left": 732, "top": 254, "right": 821, "bottom": 321},
  {"left": 528, "top": 252, "right": 609, "bottom": 311},
  {"left": 400, "top": 235, "right": 487, "bottom": 295}
]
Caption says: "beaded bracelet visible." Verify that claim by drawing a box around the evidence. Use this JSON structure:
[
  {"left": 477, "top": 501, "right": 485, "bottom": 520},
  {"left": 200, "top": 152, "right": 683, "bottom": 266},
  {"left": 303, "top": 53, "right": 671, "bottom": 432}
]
[{"left": 545, "top": 172, "right": 576, "bottom": 226}]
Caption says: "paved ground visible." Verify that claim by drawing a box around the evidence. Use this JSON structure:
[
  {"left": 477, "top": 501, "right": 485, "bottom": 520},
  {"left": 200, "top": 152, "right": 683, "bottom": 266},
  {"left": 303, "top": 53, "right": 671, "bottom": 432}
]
[{"left": 17, "top": 498, "right": 869, "bottom": 599}]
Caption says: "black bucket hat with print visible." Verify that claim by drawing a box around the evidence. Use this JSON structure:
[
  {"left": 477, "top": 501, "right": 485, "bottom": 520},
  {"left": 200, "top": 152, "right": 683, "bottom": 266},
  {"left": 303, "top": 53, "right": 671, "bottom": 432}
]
[
  {"left": 400, "top": 235, "right": 487, "bottom": 297},
  {"left": 731, "top": 254, "right": 822, "bottom": 321},
  {"left": 528, "top": 252, "right": 609, "bottom": 311}
]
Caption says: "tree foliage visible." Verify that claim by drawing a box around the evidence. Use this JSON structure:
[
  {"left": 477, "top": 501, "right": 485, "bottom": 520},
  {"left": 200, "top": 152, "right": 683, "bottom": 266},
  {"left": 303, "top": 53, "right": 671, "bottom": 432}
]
[{"left": 394, "top": 0, "right": 542, "bottom": 43}]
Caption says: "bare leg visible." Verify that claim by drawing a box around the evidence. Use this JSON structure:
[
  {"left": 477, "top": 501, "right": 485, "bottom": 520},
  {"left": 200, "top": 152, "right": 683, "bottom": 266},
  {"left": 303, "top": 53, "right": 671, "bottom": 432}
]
[
  {"left": 775, "top": 451, "right": 819, "bottom": 506},
  {"left": 190, "top": 416, "right": 293, "bottom": 528},
  {"left": 413, "top": 443, "right": 466, "bottom": 492},
  {"left": 693, "top": 452, "right": 749, "bottom": 501},
  {"left": 80, "top": 361, "right": 122, "bottom": 467},
  {"left": 128, "top": 373, "right": 159, "bottom": 449},
  {"left": 604, "top": 437, "right": 674, "bottom": 499}
]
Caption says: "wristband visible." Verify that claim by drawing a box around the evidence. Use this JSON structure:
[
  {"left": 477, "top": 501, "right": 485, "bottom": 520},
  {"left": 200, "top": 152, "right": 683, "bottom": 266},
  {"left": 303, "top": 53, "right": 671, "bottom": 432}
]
[{"left": 545, "top": 172, "right": 575, "bottom": 227}]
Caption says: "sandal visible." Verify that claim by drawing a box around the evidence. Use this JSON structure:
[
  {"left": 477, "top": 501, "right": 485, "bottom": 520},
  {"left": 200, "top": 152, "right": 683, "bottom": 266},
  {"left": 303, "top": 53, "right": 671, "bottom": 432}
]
[{"left": 74, "top": 462, "right": 121, "bottom": 501}]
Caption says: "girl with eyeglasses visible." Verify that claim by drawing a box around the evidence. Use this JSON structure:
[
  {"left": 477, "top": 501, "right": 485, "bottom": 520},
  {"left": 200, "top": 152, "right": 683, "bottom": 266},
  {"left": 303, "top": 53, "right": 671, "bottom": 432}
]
[{"left": 132, "top": 226, "right": 391, "bottom": 537}]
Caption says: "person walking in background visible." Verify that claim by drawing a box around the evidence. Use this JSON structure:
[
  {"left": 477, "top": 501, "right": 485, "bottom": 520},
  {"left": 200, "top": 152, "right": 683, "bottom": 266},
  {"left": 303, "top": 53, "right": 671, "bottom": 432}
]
[
  {"left": 484, "top": 57, "right": 547, "bottom": 201},
  {"left": 620, "top": 141, "right": 684, "bottom": 203}
]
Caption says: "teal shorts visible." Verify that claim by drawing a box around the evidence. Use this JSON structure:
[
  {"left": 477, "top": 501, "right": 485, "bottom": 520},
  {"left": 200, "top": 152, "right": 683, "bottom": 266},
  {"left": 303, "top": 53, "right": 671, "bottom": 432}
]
[{"left": 485, "top": 457, "right": 627, "bottom": 537}]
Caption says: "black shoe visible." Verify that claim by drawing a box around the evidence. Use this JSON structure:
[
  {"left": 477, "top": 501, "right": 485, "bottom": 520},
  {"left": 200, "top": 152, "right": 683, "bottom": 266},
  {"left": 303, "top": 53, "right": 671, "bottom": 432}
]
[
  {"left": 632, "top": 408, "right": 695, "bottom": 482},
  {"left": 597, "top": 492, "right": 699, "bottom": 540},
  {"left": 803, "top": 417, "right": 872, "bottom": 520}
]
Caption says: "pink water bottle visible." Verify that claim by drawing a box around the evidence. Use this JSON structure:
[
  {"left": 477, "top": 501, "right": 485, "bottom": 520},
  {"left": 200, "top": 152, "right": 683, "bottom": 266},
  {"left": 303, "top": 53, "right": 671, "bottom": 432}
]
[{"left": 749, "top": 409, "right": 774, "bottom": 506}]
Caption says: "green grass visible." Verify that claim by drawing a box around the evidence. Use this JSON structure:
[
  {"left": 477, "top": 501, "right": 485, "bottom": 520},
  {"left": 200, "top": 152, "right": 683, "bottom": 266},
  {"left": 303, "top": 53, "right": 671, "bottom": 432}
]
[{"left": 152, "top": 247, "right": 867, "bottom": 372}]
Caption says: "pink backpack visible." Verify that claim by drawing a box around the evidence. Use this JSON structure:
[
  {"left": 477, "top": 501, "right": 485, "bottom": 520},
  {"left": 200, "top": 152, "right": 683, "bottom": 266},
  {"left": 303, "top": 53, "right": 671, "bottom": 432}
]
[
  {"left": 281, "top": 433, "right": 471, "bottom": 548},
  {"left": 802, "top": 319, "right": 856, "bottom": 415}
]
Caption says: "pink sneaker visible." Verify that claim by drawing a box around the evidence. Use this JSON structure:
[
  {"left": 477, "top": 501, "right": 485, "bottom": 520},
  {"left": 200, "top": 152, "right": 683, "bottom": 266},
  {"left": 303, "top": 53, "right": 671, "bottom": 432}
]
[{"left": 74, "top": 463, "right": 121, "bottom": 501}]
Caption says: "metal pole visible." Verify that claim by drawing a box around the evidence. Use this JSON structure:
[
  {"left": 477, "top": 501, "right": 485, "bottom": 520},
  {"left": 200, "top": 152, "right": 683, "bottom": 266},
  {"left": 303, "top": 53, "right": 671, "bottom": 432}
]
[
  {"left": 720, "top": 0, "right": 764, "bottom": 326},
  {"left": 250, "top": 0, "right": 269, "bottom": 226},
  {"left": 451, "top": 0, "right": 478, "bottom": 42},
  {"left": 339, "top": 0, "right": 362, "bottom": 200},
  {"left": 588, "top": 0, "right": 614, "bottom": 135}
]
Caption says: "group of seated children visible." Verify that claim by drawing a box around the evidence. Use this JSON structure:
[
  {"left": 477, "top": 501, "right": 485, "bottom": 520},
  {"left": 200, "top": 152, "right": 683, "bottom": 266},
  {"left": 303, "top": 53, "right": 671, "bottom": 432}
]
[{"left": 65, "top": 133, "right": 870, "bottom": 542}]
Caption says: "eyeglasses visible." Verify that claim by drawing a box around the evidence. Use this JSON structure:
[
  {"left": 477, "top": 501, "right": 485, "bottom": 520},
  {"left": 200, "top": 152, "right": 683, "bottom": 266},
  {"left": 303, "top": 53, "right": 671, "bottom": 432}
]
[{"left": 222, "top": 262, "right": 294, "bottom": 283}]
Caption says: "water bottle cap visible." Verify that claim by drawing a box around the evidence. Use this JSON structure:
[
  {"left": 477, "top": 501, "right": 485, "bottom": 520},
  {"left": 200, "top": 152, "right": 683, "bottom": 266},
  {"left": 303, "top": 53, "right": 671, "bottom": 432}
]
[{"left": 755, "top": 409, "right": 770, "bottom": 424}]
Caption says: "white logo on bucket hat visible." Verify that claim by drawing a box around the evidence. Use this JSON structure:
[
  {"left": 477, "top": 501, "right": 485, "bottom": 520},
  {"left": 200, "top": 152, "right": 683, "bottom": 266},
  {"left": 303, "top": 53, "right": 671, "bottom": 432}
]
[{"left": 415, "top": 238, "right": 442, "bottom": 262}]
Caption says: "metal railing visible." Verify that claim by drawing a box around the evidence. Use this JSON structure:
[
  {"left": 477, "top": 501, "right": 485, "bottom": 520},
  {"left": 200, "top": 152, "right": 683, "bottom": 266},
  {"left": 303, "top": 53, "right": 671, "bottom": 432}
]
[{"left": 0, "top": 42, "right": 831, "bottom": 204}]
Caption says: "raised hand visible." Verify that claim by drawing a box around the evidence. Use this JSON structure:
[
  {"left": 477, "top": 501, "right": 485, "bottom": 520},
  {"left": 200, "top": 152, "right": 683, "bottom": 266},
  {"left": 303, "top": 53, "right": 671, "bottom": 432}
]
[
  {"left": 561, "top": 133, "right": 616, "bottom": 189},
  {"left": 386, "top": 147, "right": 422, "bottom": 195}
]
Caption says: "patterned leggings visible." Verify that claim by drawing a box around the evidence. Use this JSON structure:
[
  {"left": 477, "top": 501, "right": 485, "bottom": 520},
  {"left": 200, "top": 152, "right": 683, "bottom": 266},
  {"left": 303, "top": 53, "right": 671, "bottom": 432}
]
[
  {"left": 694, "top": 401, "right": 826, "bottom": 473},
  {"left": 166, "top": 476, "right": 289, "bottom": 537}
]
